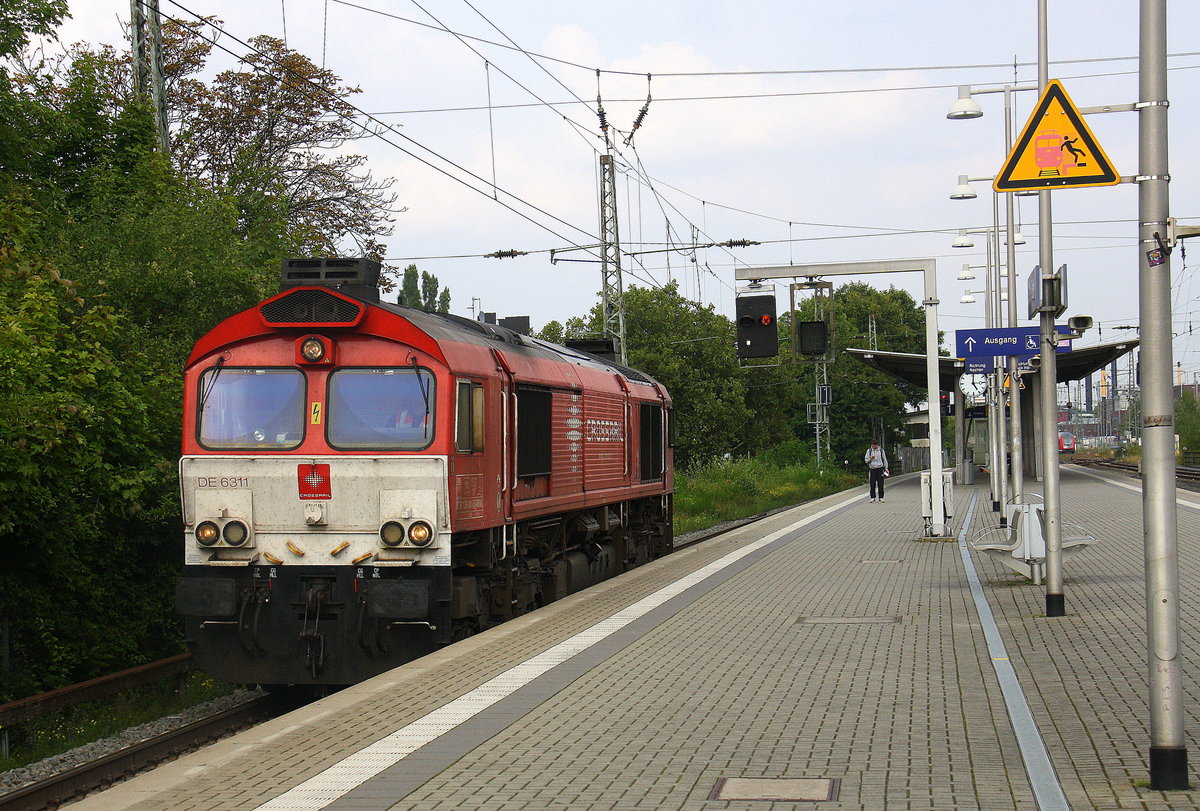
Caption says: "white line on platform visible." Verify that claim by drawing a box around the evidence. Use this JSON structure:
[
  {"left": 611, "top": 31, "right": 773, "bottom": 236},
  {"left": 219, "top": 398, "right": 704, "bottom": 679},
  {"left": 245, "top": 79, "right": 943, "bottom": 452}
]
[
  {"left": 958, "top": 492, "right": 1069, "bottom": 811},
  {"left": 254, "top": 493, "right": 859, "bottom": 811}
]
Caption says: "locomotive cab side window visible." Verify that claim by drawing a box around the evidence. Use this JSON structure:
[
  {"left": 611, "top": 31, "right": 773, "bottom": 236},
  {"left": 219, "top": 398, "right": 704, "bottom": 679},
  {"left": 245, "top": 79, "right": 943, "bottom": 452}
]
[
  {"left": 327, "top": 367, "right": 435, "bottom": 449},
  {"left": 516, "top": 386, "right": 552, "bottom": 478},
  {"left": 639, "top": 403, "right": 665, "bottom": 482},
  {"left": 197, "top": 367, "right": 305, "bottom": 449},
  {"left": 455, "top": 380, "right": 485, "bottom": 453}
]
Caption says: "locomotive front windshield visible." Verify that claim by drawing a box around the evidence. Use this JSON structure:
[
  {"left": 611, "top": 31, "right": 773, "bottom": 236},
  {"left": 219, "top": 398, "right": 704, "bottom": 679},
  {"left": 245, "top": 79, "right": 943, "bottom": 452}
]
[
  {"left": 328, "top": 367, "right": 435, "bottom": 449},
  {"left": 198, "top": 367, "right": 306, "bottom": 449}
]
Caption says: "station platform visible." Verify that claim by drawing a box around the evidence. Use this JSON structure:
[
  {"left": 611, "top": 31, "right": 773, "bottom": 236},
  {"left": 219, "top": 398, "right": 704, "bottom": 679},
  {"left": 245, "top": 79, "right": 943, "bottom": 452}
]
[{"left": 73, "top": 465, "right": 1200, "bottom": 810}]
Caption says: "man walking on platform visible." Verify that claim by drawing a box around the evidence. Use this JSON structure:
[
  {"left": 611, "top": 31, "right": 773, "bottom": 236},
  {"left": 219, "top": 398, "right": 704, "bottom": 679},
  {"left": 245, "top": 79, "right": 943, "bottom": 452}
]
[{"left": 864, "top": 441, "right": 889, "bottom": 502}]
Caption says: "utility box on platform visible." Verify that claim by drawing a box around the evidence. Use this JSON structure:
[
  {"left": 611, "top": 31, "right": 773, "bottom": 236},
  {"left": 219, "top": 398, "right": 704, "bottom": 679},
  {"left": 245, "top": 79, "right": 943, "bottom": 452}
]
[{"left": 919, "top": 471, "right": 954, "bottom": 522}]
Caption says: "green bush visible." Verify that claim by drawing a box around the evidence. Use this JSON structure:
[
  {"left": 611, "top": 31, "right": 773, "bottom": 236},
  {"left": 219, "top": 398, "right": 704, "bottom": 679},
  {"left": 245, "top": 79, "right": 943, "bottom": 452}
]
[{"left": 674, "top": 450, "right": 858, "bottom": 535}]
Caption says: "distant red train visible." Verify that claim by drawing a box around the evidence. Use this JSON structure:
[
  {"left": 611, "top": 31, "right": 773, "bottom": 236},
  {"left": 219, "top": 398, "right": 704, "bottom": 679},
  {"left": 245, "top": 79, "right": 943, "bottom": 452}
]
[
  {"left": 1058, "top": 431, "right": 1076, "bottom": 453},
  {"left": 175, "top": 259, "right": 674, "bottom": 686}
]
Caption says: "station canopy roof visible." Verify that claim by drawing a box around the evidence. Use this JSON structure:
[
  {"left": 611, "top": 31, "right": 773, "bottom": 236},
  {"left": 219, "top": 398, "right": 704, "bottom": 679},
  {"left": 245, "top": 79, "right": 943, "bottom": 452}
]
[{"left": 845, "top": 339, "right": 1138, "bottom": 392}]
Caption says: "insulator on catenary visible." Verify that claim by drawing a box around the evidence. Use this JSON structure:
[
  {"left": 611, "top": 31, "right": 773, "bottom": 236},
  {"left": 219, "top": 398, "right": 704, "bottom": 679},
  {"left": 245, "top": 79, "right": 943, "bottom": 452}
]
[{"left": 485, "top": 249, "right": 527, "bottom": 259}]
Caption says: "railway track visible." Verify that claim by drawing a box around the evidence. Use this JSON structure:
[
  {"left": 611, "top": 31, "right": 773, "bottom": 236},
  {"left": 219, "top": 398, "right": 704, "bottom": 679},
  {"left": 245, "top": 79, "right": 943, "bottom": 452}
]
[
  {"left": 1072, "top": 457, "right": 1200, "bottom": 482},
  {"left": 0, "top": 693, "right": 288, "bottom": 810}
]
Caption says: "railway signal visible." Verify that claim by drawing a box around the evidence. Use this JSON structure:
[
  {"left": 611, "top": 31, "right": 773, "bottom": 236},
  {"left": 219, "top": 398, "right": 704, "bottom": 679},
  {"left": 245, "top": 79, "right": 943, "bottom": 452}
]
[{"left": 735, "top": 293, "right": 778, "bottom": 359}]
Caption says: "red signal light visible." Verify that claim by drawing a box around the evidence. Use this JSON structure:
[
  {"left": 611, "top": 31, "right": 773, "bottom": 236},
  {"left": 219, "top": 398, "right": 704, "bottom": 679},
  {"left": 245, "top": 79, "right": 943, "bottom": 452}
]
[{"left": 759, "top": 314, "right": 773, "bottom": 327}]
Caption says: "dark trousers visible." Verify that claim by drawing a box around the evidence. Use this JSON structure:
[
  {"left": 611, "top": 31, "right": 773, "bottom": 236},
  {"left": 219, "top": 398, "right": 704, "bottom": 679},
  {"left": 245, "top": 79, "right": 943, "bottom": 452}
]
[{"left": 869, "top": 467, "right": 886, "bottom": 498}]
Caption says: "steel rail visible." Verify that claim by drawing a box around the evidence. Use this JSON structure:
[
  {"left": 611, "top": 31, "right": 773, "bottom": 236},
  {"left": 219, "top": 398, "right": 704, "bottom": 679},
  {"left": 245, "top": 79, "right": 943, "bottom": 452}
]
[
  {"left": 0, "top": 654, "right": 195, "bottom": 729},
  {"left": 1073, "top": 457, "right": 1200, "bottom": 482},
  {"left": 0, "top": 694, "right": 281, "bottom": 810}
]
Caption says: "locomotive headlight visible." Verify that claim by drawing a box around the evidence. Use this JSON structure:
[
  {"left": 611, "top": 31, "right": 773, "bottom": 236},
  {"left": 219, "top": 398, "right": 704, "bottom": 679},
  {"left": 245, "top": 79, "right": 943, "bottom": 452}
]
[
  {"left": 222, "top": 520, "right": 249, "bottom": 546},
  {"left": 301, "top": 337, "right": 326, "bottom": 362},
  {"left": 408, "top": 521, "right": 433, "bottom": 547},
  {"left": 195, "top": 521, "right": 220, "bottom": 546},
  {"left": 380, "top": 521, "right": 405, "bottom": 546}
]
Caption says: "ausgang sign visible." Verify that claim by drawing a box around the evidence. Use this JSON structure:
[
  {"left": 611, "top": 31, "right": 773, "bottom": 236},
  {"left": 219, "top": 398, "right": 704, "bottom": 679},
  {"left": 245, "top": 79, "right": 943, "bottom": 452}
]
[{"left": 956, "top": 326, "right": 1073, "bottom": 358}]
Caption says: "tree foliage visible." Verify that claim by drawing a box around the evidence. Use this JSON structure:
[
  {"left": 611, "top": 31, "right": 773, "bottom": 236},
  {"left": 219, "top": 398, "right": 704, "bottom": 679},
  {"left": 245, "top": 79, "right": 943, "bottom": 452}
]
[
  {"left": 397, "top": 263, "right": 451, "bottom": 312},
  {"left": 1177, "top": 390, "right": 1200, "bottom": 455},
  {"left": 0, "top": 196, "right": 180, "bottom": 694},
  {"left": 0, "top": 0, "right": 66, "bottom": 62},
  {"left": 169, "top": 26, "right": 398, "bottom": 268},
  {"left": 794, "top": 282, "right": 931, "bottom": 463}
]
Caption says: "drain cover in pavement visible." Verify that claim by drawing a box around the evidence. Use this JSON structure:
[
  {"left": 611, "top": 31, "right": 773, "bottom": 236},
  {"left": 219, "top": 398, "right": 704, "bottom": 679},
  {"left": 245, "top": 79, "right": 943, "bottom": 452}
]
[{"left": 709, "top": 777, "right": 840, "bottom": 801}]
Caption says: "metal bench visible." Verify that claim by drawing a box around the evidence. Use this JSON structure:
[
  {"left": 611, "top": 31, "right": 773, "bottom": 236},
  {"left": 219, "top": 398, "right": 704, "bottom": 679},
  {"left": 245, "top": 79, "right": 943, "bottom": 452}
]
[{"left": 970, "top": 501, "right": 1096, "bottom": 584}]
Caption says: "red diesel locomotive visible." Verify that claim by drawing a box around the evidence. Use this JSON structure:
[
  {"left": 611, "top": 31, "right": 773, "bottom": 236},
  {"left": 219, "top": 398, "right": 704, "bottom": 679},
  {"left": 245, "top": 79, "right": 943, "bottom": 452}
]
[{"left": 175, "top": 259, "right": 674, "bottom": 686}]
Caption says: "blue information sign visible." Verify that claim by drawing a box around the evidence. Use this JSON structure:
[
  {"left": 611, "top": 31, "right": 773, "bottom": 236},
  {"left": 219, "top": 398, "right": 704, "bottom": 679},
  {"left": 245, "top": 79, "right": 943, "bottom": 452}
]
[{"left": 955, "top": 326, "right": 1072, "bottom": 358}]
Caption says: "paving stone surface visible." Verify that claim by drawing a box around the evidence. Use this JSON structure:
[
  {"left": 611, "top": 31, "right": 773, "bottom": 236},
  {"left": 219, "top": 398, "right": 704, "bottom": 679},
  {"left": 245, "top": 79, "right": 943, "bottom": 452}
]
[{"left": 71, "top": 466, "right": 1200, "bottom": 810}]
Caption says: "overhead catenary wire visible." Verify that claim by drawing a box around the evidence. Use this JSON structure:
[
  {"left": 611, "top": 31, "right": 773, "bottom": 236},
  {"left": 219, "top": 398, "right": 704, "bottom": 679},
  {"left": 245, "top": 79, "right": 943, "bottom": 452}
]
[
  {"left": 417, "top": 2, "right": 735, "bottom": 305},
  {"left": 327, "top": 0, "right": 1200, "bottom": 79},
  {"left": 160, "top": 0, "right": 601, "bottom": 253},
  {"left": 149, "top": 0, "right": 1200, "bottom": 346},
  {"left": 327, "top": 0, "right": 1200, "bottom": 319}
]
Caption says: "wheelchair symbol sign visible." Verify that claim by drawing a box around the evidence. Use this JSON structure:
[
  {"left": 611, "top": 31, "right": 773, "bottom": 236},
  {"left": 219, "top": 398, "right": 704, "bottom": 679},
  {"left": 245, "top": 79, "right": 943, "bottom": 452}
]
[{"left": 1025, "top": 335, "right": 1038, "bottom": 350}]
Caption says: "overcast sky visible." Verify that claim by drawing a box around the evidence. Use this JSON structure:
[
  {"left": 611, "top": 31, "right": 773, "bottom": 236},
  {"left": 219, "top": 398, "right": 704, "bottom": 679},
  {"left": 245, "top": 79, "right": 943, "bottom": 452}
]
[{"left": 52, "top": 1, "right": 1200, "bottom": 384}]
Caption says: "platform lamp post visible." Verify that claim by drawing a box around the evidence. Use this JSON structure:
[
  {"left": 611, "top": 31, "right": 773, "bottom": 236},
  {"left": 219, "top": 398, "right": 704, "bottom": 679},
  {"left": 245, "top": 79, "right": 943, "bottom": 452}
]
[
  {"left": 959, "top": 280, "right": 1010, "bottom": 513},
  {"left": 953, "top": 264, "right": 982, "bottom": 486},
  {"left": 952, "top": 221, "right": 1023, "bottom": 519},
  {"left": 949, "top": 84, "right": 1037, "bottom": 508},
  {"left": 948, "top": 79, "right": 1073, "bottom": 619},
  {"left": 952, "top": 227, "right": 1003, "bottom": 513},
  {"left": 951, "top": 178, "right": 1029, "bottom": 519}
]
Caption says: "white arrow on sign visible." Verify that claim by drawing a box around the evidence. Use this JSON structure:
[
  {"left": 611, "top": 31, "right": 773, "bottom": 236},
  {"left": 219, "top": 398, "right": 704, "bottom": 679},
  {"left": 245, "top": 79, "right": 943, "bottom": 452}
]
[{"left": 964, "top": 337, "right": 977, "bottom": 351}]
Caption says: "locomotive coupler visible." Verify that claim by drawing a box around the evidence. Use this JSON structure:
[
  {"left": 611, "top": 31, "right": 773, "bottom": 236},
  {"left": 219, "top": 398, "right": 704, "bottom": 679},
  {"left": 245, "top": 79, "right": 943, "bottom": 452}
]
[
  {"left": 237, "top": 583, "right": 271, "bottom": 655},
  {"left": 300, "top": 583, "right": 329, "bottom": 677}
]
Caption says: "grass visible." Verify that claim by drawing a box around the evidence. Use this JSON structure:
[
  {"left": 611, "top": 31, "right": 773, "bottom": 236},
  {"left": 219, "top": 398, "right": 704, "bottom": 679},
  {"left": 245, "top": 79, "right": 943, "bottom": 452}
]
[
  {"left": 0, "top": 671, "right": 237, "bottom": 772},
  {"left": 673, "top": 453, "right": 859, "bottom": 536}
]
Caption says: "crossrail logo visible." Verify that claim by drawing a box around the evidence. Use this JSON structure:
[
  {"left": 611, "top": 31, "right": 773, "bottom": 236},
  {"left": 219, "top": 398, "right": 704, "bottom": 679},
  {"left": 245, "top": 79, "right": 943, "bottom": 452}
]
[{"left": 298, "top": 463, "right": 332, "bottom": 499}]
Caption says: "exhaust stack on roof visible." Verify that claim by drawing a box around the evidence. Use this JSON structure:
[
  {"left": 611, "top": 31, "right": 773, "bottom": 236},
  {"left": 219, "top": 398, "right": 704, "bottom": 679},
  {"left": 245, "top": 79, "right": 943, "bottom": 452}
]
[{"left": 280, "top": 258, "right": 381, "bottom": 303}]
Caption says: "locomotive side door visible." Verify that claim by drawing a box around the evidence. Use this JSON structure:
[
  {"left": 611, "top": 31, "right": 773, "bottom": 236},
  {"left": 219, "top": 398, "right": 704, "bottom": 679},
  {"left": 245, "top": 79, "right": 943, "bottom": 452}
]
[
  {"left": 489, "top": 349, "right": 516, "bottom": 525},
  {"left": 451, "top": 377, "right": 496, "bottom": 529}
]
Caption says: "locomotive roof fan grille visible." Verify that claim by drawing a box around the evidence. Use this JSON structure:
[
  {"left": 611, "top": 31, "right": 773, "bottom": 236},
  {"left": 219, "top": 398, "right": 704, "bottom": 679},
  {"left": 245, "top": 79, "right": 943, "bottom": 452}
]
[
  {"left": 280, "top": 258, "right": 380, "bottom": 302},
  {"left": 261, "top": 258, "right": 379, "bottom": 326}
]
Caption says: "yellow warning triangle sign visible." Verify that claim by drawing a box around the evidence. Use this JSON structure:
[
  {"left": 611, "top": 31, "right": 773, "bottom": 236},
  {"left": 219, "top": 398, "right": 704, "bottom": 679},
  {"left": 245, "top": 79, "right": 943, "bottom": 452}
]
[{"left": 994, "top": 79, "right": 1119, "bottom": 192}]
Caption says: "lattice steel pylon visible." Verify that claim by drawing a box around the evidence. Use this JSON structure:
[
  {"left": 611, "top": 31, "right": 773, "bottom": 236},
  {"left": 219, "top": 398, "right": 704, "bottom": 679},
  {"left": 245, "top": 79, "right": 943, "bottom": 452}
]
[
  {"left": 598, "top": 153, "right": 627, "bottom": 365},
  {"left": 130, "top": 0, "right": 169, "bottom": 153}
]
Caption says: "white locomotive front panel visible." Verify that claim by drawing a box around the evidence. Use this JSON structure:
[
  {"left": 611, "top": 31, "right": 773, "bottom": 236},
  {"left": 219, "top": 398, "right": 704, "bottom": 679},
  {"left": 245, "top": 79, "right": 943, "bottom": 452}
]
[
  {"left": 180, "top": 456, "right": 451, "bottom": 567},
  {"left": 176, "top": 455, "right": 455, "bottom": 685}
]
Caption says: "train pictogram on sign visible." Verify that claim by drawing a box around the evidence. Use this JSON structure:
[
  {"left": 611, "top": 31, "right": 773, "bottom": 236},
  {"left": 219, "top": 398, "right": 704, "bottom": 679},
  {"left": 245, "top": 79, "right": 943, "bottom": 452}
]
[{"left": 994, "top": 79, "right": 1119, "bottom": 192}]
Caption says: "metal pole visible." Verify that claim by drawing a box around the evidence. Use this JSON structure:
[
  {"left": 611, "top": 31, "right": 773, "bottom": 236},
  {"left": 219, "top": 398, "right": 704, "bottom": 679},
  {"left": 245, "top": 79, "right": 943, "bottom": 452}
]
[
  {"left": 597, "top": 153, "right": 627, "bottom": 365},
  {"left": 984, "top": 234, "right": 1001, "bottom": 511},
  {"left": 923, "top": 264, "right": 947, "bottom": 535},
  {"left": 1139, "top": 0, "right": 1186, "bottom": 790},
  {"left": 1037, "top": 0, "right": 1065, "bottom": 617},
  {"left": 955, "top": 376, "right": 966, "bottom": 484},
  {"left": 146, "top": 0, "right": 168, "bottom": 153},
  {"left": 1004, "top": 88, "right": 1025, "bottom": 502},
  {"left": 991, "top": 205, "right": 1009, "bottom": 523}
]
